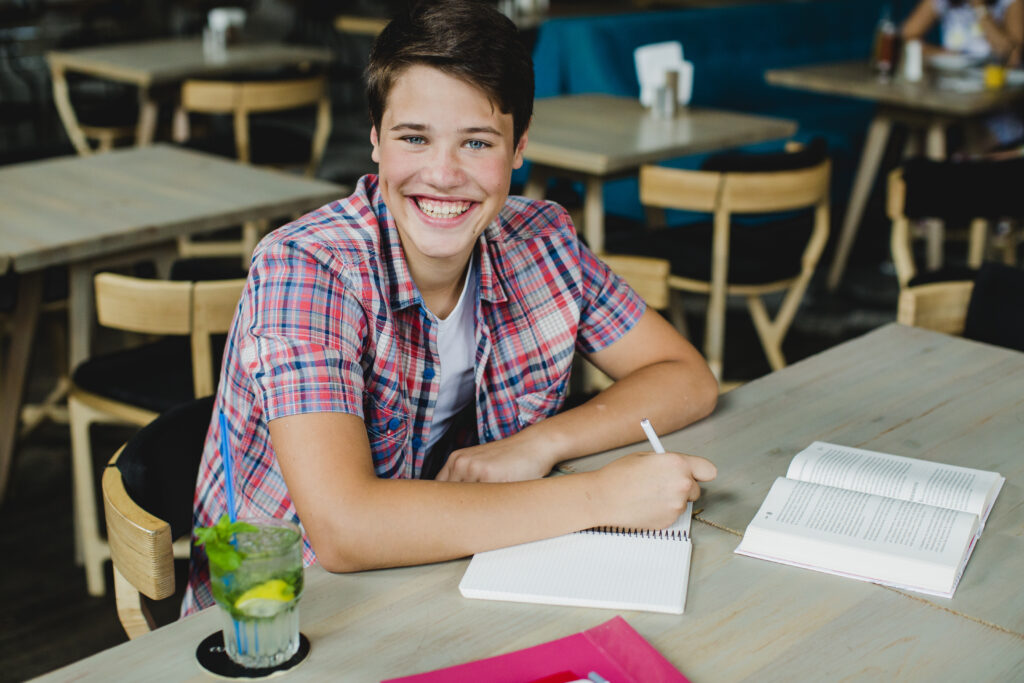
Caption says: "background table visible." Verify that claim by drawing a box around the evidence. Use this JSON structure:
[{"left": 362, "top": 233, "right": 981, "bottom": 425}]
[
  {"left": 0, "top": 145, "right": 345, "bottom": 501},
  {"left": 522, "top": 94, "right": 796, "bottom": 253},
  {"left": 39, "top": 324, "right": 1024, "bottom": 681},
  {"left": 46, "top": 38, "right": 333, "bottom": 154},
  {"left": 766, "top": 60, "right": 1024, "bottom": 289}
]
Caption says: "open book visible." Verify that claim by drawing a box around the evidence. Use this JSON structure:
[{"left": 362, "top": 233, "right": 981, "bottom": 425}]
[
  {"left": 459, "top": 504, "right": 692, "bottom": 614},
  {"left": 735, "top": 442, "right": 1004, "bottom": 598}
]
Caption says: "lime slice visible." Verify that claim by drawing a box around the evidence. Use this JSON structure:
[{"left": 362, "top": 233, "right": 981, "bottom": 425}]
[{"left": 234, "top": 579, "right": 295, "bottom": 617}]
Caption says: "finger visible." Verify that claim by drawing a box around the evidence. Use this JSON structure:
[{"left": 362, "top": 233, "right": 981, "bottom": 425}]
[
  {"left": 686, "top": 481, "right": 702, "bottom": 502},
  {"left": 686, "top": 455, "right": 718, "bottom": 482}
]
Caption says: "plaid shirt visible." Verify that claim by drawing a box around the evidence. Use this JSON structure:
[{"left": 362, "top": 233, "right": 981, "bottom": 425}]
[{"left": 182, "top": 175, "right": 644, "bottom": 614}]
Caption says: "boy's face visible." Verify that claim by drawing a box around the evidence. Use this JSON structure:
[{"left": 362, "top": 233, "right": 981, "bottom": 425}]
[{"left": 370, "top": 64, "right": 527, "bottom": 281}]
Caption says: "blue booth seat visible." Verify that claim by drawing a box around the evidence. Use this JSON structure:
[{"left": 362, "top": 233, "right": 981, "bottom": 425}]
[{"left": 523, "top": 0, "right": 893, "bottom": 223}]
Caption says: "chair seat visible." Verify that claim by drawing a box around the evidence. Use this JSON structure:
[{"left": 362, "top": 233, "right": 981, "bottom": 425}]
[
  {"left": 907, "top": 265, "right": 977, "bottom": 287},
  {"left": 72, "top": 337, "right": 223, "bottom": 413},
  {"left": 615, "top": 213, "right": 815, "bottom": 285}
]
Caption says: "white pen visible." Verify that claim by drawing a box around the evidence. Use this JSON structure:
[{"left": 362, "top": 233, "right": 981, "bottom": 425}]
[{"left": 640, "top": 417, "right": 666, "bottom": 453}]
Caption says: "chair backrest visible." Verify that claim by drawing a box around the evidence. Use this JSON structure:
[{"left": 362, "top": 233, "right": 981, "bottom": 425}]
[
  {"left": 176, "top": 74, "right": 331, "bottom": 176},
  {"left": 639, "top": 154, "right": 832, "bottom": 284},
  {"left": 94, "top": 273, "right": 245, "bottom": 397},
  {"left": 597, "top": 253, "right": 670, "bottom": 310},
  {"left": 897, "top": 281, "right": 974, "bottom": 336},
  {"left": 888, "top": 157, "right": 1024, "bottom": 287},
  {"left": 102, "top": 395, "right": 214, "bottom": 638}
]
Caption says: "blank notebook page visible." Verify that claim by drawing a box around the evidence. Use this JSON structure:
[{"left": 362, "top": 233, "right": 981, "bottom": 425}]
[{"left": 459, "top": 510, "right": 691, "bottom": 615}]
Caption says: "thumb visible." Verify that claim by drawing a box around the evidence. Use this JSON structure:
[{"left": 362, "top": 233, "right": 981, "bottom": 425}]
[{"left": 685, "top": 454, "right": 718, "bottom": 482}]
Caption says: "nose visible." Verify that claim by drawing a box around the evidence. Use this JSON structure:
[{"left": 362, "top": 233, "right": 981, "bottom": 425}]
[{"left": 421, "top": 146, "right": 466, "bottom": 189}]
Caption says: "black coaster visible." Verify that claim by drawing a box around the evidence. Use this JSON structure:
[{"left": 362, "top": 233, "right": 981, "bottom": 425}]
[{"left": 196, "top": 631, "right": 311, "bottom": 679}]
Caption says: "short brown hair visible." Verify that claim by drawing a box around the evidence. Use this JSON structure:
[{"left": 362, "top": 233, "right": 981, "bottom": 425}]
[{"left": 365, "top": 0, "right": 534, "bottom": 146}]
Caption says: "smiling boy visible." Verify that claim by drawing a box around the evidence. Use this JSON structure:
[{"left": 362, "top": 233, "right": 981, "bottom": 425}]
[{"left": 183, "top": 0, "right": 718, "bottom": 614}]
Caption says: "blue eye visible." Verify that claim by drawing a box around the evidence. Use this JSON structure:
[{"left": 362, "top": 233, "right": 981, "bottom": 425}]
[
  {"left": 402, "top": 136, "right": 426, "bottom": 145},
  {"left": 466, "top": 139, "right": 490, "bottom": 150}
]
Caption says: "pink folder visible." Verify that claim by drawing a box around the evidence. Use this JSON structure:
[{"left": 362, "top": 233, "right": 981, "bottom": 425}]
[{"left": 382, "top": 616, "right": 689, "bottom": 683}]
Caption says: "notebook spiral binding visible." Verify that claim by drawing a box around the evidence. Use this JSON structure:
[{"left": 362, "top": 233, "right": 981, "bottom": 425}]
[{"left": 580, "top": 526, "right": 688, "bottom": 541}]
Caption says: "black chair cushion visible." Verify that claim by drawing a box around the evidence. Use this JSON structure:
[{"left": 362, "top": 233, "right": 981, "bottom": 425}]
[
  {"left": 72, "top": 336, "right": 226, "bottom": 413},
  {"left": 170, "top": 257, "right": 249, "bottom": 282},
  {"left": 183, "top": 117, "right": 314, "bottom": 167},
  {"left": 964, "top": 262, "right": 1024, "bottom": 352},
  {"left": 907, "top": 265, "right": 978, "bottom": 287},
  {"left": 618, "top": 212, "right": 815, "bottom": 284},
  {"left": 701, "top": 136, "right": 828, "bottom": 173},
  {"left": 902, "top": 157, "right": 1024, "bottom": 222},
  {"left": 116, "top": 396, "right": 214, "bottom": 539}
]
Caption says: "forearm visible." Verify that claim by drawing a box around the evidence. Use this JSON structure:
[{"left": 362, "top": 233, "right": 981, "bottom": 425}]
[
  {"left": 314, "top": 473, "right": 602, "bottom": 572},
  {"left": 516, "top": 358, "right": 717, "bottom": 468}
]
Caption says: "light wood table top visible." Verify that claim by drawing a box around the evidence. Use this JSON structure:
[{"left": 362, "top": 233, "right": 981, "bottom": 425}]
[
  {"left": 522, "top": 94, "right": 796, "bottom": 252},
  {"left": 527, "top": 94, "right": 798, "bottom": 176},
  {"left": 39, "top": 324, "right": 1024, "bottom": 681},
  {"left": 766, "top": 60, "right": 1024, "bottom": 117},
  {"left": 0, "top": 145, "right": 341, "bottom": 274},
  {"left": 46, "top": 38, "right": 332, "bottom": 88}
]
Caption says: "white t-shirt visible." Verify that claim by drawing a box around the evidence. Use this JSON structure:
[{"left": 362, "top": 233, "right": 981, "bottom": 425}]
[
  {"left": 425, "top": 261, "right": 477, "bottom": 452},
  {"left": 934, "top": 0, "right": 1018, "bottom": 59}
]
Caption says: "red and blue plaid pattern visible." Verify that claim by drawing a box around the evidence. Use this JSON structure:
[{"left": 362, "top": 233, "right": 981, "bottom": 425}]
[{"left": 182, "top": 175, "right": 644, "bottom": 614}]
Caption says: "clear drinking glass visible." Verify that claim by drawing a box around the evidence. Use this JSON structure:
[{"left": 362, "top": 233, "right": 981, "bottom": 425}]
[{"left": 208, "top": 517, "right": 304, "bottom": 668}]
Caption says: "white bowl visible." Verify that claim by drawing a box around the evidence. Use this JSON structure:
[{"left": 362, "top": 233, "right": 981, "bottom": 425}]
[{"left": 927, "top": 53, "right": 979, "bottom": 71}]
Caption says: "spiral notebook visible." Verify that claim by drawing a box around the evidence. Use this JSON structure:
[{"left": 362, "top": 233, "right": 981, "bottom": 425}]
[{"left": 459, "top": 503, "right": 692, "bottom": 615}]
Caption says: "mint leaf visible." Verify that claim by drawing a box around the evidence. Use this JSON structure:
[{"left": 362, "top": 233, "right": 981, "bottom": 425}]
[{"left": 193, "top": 514, "right": 259, "bottom": 573}]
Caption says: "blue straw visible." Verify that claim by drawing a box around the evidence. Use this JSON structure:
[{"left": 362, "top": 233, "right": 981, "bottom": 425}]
[{"left": 218, "top": 410, "right": 238, "bottom": 524}]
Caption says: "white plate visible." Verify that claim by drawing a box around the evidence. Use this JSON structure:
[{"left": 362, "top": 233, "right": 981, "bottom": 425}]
[{"left": 927, "top": 53, "right": 979, "bottom": 71}]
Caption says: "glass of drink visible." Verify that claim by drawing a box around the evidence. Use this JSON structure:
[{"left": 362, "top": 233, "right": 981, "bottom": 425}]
[{"left": 206, "top": 517, "right": 304, "bottom": 668}]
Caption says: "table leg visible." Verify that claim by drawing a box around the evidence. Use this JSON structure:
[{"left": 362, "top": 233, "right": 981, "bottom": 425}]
[
  {"left": 68, "top": 264, "right": 94, "bottom": 370},
  {"left": 0, "top": 272, "right": 43, "bottom": 502},
  {"left": 136, "top": 86, "right": 158, "bottom": 146},
  {"left": 826, "top": 114, "right": 893, "bottom": 291},
  {"left": 49, "top": 64, "right": 92, "bottom": 156},
  {"left": 924, "top": 121, "right": 948, "bottom": 271},
  {"left": 583, "top": 177, "right": 605, "bottom": 254}
]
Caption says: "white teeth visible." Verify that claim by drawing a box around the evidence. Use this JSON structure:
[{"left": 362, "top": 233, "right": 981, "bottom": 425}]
[{"left": 416, "top": 198, "right": 470, "bottom": 218}]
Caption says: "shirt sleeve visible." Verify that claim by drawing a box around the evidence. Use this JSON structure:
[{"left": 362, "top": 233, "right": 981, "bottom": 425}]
[
  {"left": 573, "top": 235, "right": 647, "bottom": 355},
  {"left": 238, "top": 238, "right": 367, "bottom": 421}
]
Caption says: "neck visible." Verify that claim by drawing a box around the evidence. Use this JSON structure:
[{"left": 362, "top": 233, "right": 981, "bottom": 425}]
[{"left": 412, "top": 256, "right": 472, "bottom": 320}]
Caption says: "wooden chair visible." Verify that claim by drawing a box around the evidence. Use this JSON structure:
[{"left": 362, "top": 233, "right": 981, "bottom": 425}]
[
  {"left": 897, "top": 280, "right": 974, "bottom": 336},
  {"left": 583, "top": 253, "right": 671, "bottom": 392},
  {"left": 102, "top": 395, "right": 214, "bottom": 637},
  {"left": 70, "top": 273, "right": 244, "bottom": 596},
  {"left": 172, "top": 73, "right": 332, "bottom": 266},
  {"left": 889, "top": 157, "right": 1024, "bottom": 289},
  {"left": 636, "top": 143, "right": 831, "bottom": 383}
]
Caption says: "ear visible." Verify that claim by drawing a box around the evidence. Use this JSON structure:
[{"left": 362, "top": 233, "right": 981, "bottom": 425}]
[
  {"left": 370, "top": 126, "right": 381, "bottom": 164},
  {"left": 512, "top": 125, "right": 529, "bottom": 171}
]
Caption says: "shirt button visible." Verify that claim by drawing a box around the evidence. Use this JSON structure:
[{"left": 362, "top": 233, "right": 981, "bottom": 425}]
[
  {"left": 387, "top": 417, "right": 401, "bottom": 431},
  {"left": 412, "top": 436, "right": 422, "bottom": 449},
  {"left": 423, "top": 367, "right": 435, "bottom": 380}
]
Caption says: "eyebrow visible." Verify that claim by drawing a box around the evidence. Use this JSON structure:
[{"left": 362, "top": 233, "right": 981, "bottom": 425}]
[{"left": 388, "top": 123, "right": 504, "bottom": 136}]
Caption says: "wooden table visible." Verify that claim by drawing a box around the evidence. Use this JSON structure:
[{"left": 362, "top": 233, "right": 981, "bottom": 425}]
[
  {"left": 0, "top": 145, "right": 345, "bottom": 501},
  {"left": 46, "top": 38, "right": 333, "bottom": 155},
  {"left": 766, "top": 60, "right": 1024, "bottom": 290},
  {"left": 522, "top": 94, "right": 797, "bottom": 253},
  {"left": 38, "top": 324, "right": 1024, "bottom": 681}
]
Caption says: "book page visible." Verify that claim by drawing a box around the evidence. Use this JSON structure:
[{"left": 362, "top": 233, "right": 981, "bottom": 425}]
[
  {"left": 736, "top": 477, "right": 980, "bottom": 596},
  {"left": 786, "top": 442, "right": 1003, "bottom": 522}
]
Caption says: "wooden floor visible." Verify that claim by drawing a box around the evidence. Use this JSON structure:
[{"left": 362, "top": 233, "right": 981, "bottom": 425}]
[{"left": 0, "top": 259, "right": 898, "bottom": 682}]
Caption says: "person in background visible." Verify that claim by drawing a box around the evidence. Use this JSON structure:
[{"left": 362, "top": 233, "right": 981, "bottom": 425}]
[
  {"left": 902, "top": 0, "right": 1024, "bottom": 66},
  {"left": 903, "top": 0, "right": 1024, "bottom": 147},
  {"left": 181, "top": 0, "right": 718, "bottom": 614}
]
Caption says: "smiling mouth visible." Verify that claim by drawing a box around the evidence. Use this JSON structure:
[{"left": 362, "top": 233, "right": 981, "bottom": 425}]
[{"left": 414, "top": 197, "right": 473, "bottom": 219}]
